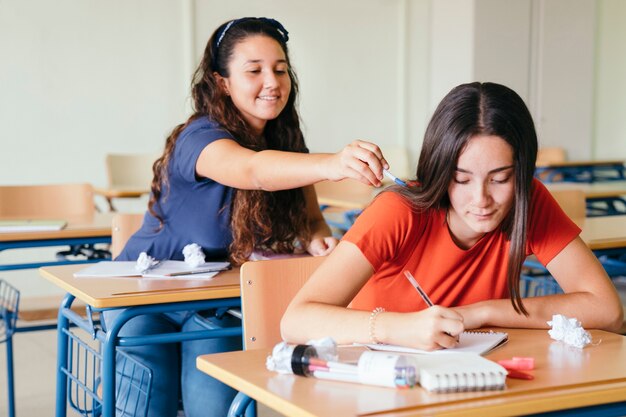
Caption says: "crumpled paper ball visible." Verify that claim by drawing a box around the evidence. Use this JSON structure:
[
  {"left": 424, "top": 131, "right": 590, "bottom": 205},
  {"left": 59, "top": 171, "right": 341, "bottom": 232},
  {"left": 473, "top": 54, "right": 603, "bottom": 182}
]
[
  {"left": 547, "top": 314, "right": 592, "bottom": 349},
  {"left": 135, "top": 252, "right": 158, "bottom": 272},
  {"left": 183, "top": 243, "right": 205, "bottom": 268}
]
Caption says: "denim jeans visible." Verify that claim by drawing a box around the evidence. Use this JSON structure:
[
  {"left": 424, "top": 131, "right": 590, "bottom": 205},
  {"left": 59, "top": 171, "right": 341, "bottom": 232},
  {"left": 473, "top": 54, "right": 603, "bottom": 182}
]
[{"left": 102, "top": 309, "right": 242, "bottom": 417}]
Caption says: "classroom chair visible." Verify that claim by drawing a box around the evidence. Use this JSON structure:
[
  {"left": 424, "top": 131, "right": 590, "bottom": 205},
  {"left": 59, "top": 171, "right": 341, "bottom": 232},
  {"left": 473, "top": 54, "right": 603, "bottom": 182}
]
[
  {"left": 521, "top": 188, "right": 586, "bottom": 295},
  {"left": 0, "top": 183, "right": 95, "bottom": 219},
  {"left": 535, "top": 147, "right": 567, "bottom": 182},
  {"left": 110, "top": 213, "right": 144, "bottom": 259},
  {"left": 0, "top": 183, "right": 107, "bottom": 260},
  {"left": 536, "top": 146, "right": 567, "bottom": 166},
  {"left": 100, "top": 153, "right": 158, "bottom": 211},
  {"left": 227, "top": 256, "right": 326, "bottom": 417},
  {"left": 0, "top": 279, "right": 20, "bottom": 417}
]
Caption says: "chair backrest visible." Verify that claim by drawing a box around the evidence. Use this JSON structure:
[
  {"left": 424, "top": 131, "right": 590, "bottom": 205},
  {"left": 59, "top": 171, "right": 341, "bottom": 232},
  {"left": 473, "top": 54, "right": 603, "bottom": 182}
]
[
  {"left": 105, "top": 153, "right": 158, "bottom": 188},
  {"left": 110, "top": 213, "right": 144, "bottom": 258},
  {"left": 549, "top": 188, "right": 586, "bottom": 221},
  {"left": 536, "top": 147, "right": 567, "bottom": 166},
  {"left": 0, "top": 183, "right": 94, "bottom": 218},
  {"left": 240, "top": 256, "right": 326, "bottom": 350}
]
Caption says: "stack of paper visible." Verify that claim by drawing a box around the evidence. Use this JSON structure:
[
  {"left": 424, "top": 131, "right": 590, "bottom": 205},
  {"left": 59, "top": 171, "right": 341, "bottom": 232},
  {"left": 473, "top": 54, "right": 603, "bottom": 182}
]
[{"left": 73, "top": 261, "right": 231, "bottom": 279}]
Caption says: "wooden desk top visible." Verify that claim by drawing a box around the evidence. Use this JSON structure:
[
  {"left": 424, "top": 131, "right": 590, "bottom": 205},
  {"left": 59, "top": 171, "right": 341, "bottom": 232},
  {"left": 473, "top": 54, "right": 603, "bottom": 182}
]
[
  {"left": 536, "top": 159, "right": 625, "bottom": 168},
  {"left": 546, "top": 181, "right": 626, "bottom": 199},
  {"left": 94, "top": 186, "right": 150, "bottom": 199},
  {"left": 0, "top": 212, "right": 114, "bottom": 242},
  {"left": 579, "top": 215, "right": 626, "bottom": 250},
  {"left": 197, "top": 328, "right": 626, "bottom": 417},
  {"left": 39, "top": 264, "right": 241, "bottom": 308},
  {"left": 315, "top": 180, "right": 382, "bottom": 210}
]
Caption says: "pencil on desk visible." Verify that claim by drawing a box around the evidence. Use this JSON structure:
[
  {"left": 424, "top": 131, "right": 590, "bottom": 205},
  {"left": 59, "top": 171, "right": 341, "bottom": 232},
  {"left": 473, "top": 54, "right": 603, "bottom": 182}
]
[{"left": 166, "top": 265, "right": 231, "bottom": 277}]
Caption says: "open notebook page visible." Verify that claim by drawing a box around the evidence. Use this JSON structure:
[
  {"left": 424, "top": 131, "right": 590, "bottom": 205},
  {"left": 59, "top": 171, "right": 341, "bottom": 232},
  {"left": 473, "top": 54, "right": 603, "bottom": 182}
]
[{"left": 358, "top": 330, "right": 508, "bottom": 355}]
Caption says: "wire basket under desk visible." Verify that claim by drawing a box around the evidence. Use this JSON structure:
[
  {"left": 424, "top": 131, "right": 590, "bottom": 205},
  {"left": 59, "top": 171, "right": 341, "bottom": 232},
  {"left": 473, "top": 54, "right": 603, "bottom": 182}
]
[{"left": 62, "top": 327, "right": 152, "bottom": 417}]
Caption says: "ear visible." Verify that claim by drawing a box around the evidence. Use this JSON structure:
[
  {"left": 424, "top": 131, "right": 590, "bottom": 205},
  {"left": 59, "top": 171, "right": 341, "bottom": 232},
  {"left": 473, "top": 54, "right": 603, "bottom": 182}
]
[{"left": 214, "top": 72, "right": 230, "bottom": 96}]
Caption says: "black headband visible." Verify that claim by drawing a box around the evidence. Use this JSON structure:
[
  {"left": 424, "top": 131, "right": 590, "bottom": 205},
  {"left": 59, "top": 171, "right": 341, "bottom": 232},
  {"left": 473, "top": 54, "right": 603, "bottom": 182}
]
[{"left": 214, "top": 17, "right": 289, "bottom": 50}]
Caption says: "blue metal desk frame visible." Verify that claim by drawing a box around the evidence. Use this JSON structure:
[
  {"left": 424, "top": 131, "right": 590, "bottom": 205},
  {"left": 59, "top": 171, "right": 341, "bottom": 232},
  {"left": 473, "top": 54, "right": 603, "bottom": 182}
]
[
  {"left": 0, "top": 231, "right": 111, "bottom": 417},
  {"left": 0, "top": 236, "right": 111, "bottom": 272},
  {"left": 535, "top": 162, "right": 626, "bottom": 184},
  {"left": 55, "top": 293, "right": 242, "bottom": 417}
]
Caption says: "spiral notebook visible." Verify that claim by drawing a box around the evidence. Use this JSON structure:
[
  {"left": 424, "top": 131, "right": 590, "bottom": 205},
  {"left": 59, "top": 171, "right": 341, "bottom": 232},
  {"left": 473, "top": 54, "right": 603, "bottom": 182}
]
[
  {"left": 360, "top": 330, "right": 508, "bottom": 356},
  {"left": 411, "top": 352, "right": 507, "bottom": 392}
]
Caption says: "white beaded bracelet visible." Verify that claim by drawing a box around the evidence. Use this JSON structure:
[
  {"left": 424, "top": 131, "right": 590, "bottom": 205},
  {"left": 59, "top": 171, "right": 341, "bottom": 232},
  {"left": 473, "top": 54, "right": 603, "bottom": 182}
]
[{"left": 369, "top": 307, "right": 386, "bottom": 345}]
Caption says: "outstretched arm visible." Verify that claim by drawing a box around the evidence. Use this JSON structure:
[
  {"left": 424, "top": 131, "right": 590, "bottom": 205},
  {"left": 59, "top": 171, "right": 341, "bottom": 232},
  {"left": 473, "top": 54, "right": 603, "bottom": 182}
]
[
  {"left": 196, "top": 139, "right": 388, "bottom": 191},
  {"left": 281, "top": 241, "right": 465, "bottom": 350},
  {"left": 453, "top": 237, "right": 623, "bottom": 332}
]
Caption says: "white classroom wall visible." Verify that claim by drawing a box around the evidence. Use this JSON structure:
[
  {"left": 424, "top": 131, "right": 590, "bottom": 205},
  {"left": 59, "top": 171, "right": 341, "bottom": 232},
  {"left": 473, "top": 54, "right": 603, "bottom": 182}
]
[
  {"left": 1, "top": 0, "right": 625, "bottom": 192},
  {"left": 594, "top": 0, "right": 626, "bottom": 159}
]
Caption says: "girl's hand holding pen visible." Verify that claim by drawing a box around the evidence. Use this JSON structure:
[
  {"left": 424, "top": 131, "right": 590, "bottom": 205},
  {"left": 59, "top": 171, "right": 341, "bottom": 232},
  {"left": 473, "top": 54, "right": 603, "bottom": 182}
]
[
  {"left": 377, "top": 308, "right": 465, "bottom": 351},
  {"left": 326, "top": 140, "right": 388, "bottom": 187}
]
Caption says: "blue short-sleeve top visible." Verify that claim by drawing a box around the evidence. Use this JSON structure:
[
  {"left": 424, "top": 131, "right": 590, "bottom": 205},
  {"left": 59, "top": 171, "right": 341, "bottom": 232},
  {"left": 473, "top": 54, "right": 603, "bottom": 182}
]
[{"left": 117, "top": 117, "right": 235, "bottom": 261}]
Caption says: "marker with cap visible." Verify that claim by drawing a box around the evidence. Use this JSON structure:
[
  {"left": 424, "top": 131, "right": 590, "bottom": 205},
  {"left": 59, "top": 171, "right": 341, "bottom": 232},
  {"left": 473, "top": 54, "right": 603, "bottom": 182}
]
[{"left": 383, "top": 169, "right": 408, "bottom": 187}]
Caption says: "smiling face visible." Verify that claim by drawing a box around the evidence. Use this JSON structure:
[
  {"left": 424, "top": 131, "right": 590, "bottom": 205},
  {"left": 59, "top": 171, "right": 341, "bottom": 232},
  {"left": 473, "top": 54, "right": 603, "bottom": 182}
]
[
  {"left": 446, "top": 135, "right": 516, "bottom": 249},
  {"left": 219, "top": 35, "right": 291, "bottom": 135}
]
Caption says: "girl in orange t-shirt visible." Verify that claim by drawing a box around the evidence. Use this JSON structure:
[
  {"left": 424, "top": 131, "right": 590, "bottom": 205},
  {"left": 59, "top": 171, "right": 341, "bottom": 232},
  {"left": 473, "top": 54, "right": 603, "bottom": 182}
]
[{"left": 282, "top": 82, "right": 623, "bottom": 351}]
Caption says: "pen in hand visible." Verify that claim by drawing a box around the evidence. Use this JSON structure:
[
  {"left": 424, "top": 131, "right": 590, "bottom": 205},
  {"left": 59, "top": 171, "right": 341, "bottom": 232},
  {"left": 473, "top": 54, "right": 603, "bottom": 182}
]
[
  {"left": 383, "top": 169, "right": 408, "bottom": 187},
  {"left": 403, "top": 270, "right": 433, "bottom": 307},
  {"left": 404, "top": 270, "right": 458, "bottom": 342}
]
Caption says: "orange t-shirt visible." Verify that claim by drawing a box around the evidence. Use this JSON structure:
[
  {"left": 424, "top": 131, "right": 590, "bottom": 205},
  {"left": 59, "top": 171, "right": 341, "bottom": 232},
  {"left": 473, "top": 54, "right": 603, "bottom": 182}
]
[{"left": 344, "top": 179, "right": 581, "bottom": 312}]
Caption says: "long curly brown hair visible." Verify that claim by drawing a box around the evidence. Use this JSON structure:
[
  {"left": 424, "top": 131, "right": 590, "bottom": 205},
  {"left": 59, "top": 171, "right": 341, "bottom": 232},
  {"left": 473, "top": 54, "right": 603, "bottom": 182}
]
[{"left": 148, "top": 18, "right": 310, "bottom": 265}]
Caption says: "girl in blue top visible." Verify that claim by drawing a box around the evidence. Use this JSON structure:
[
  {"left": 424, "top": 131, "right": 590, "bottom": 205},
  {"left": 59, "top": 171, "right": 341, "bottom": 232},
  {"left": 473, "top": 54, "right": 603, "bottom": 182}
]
[{"left": 111, "top": 17, "right": 388, "bottom": 417}]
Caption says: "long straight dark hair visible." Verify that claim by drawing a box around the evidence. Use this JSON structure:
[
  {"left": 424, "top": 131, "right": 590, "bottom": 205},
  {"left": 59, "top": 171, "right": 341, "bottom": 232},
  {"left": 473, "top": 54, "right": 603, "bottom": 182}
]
[{"left": 396, "top": 82, "right": 537, "bottom": 314}]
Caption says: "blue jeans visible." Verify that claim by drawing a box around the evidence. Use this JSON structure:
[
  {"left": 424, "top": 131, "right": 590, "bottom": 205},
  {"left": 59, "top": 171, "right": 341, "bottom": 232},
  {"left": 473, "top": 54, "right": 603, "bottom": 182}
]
[{"left": 102, "top": 309, "right": 242, "bottom": 417}]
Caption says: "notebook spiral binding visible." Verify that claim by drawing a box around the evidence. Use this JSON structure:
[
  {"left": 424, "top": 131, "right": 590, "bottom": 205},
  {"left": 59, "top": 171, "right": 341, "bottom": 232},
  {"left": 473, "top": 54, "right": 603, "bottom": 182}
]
[{"left": 431, "top": 371, "right": 506, "bottom": 393}]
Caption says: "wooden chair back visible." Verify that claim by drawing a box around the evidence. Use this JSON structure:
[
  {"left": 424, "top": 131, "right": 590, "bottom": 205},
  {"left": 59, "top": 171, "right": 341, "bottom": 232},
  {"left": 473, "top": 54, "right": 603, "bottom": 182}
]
[
  {"left": 105, "top": 153, "right": 158, "bottom": 188},
  {"left": 549, "top": 188, "right": 586, "bottom": 222},
  {"left": 110, "top": 213, "right": 144, "bottom": 258},
  {"left": 536, "top": 147, "right": 567, "bottom": 166},
  {"left": 0, "top": 183, "right": 94, "bottom": 218},
  {"left": 240, "top": 256, "right": 325, "bottom": 350}
]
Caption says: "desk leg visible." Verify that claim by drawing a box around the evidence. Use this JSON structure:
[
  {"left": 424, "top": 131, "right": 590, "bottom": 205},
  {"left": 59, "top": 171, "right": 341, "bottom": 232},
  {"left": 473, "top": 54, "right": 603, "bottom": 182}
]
[
  {"left": 6, "top": 335, "right": 15, "bottom": 417},
  {"left": 102, "top": 328, "right": 119, "bottom": 417},
  {"left": 55, "top": 294, "right": 75, "bottom": 417},
  {"left": 228, "top": 392, "right": 256, "bottom": 417}
]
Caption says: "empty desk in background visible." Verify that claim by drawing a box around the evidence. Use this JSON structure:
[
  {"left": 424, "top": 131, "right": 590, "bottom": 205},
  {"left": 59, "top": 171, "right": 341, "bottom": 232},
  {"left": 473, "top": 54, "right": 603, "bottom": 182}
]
[
  {"left": 0, "top": 213, "right": 113, "bottom": 271},
  {"left": 546, "top": 182, "right": 626, "bottom": 216},
  {"left": 93, "top": 186, "right": 150, "bottom": 212},
  {"left": 314, "top": 179, "right": 380, "bottom": 210},
  {"left": 536, "top": 159, "right": 625, "bottom": 183},
  {"left": 314, "top": 180, "right": 383, "bottom": 233},
  {"left": 39, "top": 264, "right": 241, "bottom": 417},
  {"left": 197, "top": 328, "right": 626, "bottom": 417}
]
